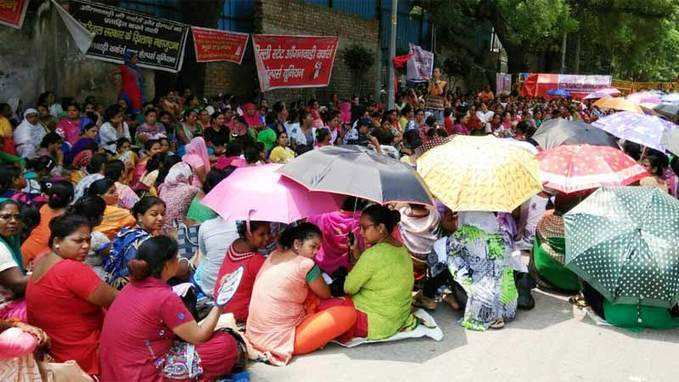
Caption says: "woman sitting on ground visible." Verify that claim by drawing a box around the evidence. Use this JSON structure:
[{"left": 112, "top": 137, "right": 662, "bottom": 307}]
[
  {"left": 343, "top": 205, "right": 418, "bottom": 340},
  {"left": 246, "top": 223, "right": 356, "bottom": 365},
  {"left": 446, "top": 212, "right": 519, "bottom": 330},
  {"left": 159, "top": 162, "right": 202, "bottom": 235},
  {"left": 268, "top": 132, "right": 296, "bottom": 164},
  {"left": 67, "top": 196, "right": 108, "bottom": 279},
  {"left": 0, "top": 200, "right": 29, "bottom": 320},
  {"left": 100, "top": 236, "right": 245, "bottom": 381},
  {"left": 104, "top": 196, "right": 165, "bottom": 289},
  {"left": 213, "top": 221, "right": 270, "bottom": 324},
  {"left": 86, "top": 178, "right": 136, "bottom": 240},
  {"left": 26, "top": 214, "right": 118, "bottom": 375},
  {"left": 21, "top": 180, "right": 73, "bottom": 268},
  {"left": 307, "top": 197, "right": 365, "bottom": 275}
]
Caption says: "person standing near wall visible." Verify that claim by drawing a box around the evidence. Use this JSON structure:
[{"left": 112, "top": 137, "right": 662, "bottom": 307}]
[
  {"left": 115, "top": 51, "right": 145, "bottom": 115},
  {"left": 425, "top": 68, "right": 447, "bottom": 123}
]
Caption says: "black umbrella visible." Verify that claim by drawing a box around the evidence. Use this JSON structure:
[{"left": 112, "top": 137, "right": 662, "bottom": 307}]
[
  {"left": 531, "top": 118, "right": 619, "bottom": 149},
  {"left": 279, "top": 145, "right": 434, "bottom": 205}
]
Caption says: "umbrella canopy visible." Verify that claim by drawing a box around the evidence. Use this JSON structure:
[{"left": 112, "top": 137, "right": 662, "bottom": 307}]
[
  {"left": 564, "top": 187, "right": 679, "bottom": 308},
  {"left": 583, "top": 88, "right": 621, "bottom": 100},
  {"left": 538, "top": 144, "right": 648, "bottom": 194},
  {"left": 593, "top": 97, "right": 643, "bottom": 113},
  {"left": 531, "top": 118, "right": 619, "bottom": 149},
  {"left": 278, "top": 145, "right": 434, "bottom": 206},
  {"left": 654, "top": 103, "right": 679, "bottom": 121},
  {"left": 662, "top": 129, "right": 679, "bottom": 157},
  {"left": 627, "top": 91, "right": 663, "bottom": 106},
  {"left": 662, "top": 93, "right": 679, "bottom": 104},
  {"left": 592, "top": 111, "right": 677, "bottom": 152},
  {"left": 416, "top": 135, "right": 541, "bottom": 212},
  {"left": 202, "top": 163, "right": 343, "bottom": 223},
  {"left": 546, "top": 88, "right": 571, "bottom": 98}
]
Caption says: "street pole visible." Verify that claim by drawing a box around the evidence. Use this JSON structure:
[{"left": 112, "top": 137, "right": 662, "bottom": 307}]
[{"left": 387, "top": 0, "right": 397, "bottom": 109}]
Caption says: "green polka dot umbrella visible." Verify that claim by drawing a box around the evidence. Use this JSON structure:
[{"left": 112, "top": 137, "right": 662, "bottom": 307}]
[{"left": 564, "top": 187, "right": 679, "bottom": 308}]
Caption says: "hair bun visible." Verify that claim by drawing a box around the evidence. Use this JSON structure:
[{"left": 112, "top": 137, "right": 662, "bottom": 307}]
[
  {"left": 127, "top": 259, "right": 151, "bottom": 280},
  {"left": 390, "top": 209, "right": 401, "bottom": 225}
]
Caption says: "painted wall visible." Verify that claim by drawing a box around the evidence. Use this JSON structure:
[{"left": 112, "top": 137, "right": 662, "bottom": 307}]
[{"left": 0, "top": 1, "right": 154, "bottom": 110}]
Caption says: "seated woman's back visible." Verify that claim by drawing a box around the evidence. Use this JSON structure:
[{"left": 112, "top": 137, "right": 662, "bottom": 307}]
[
  {"left": 345, "top": 242, "right": 415, "bottom": 339},
  {"left": 100, "top": 275, "right": 191, "bottom": 380}
]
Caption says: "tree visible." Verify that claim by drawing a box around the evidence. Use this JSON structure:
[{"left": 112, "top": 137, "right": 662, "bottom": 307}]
[{"left": 418, "top": 0, "right": 678, "bottom": 82}]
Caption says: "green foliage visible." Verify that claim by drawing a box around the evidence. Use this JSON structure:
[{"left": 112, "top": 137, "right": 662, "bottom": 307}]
[
  {"left": 342, "top": 44, "right": 375, "bottom": 75},
  {"left": 420, "top": 0, "right": 679, "bottom": 81}
]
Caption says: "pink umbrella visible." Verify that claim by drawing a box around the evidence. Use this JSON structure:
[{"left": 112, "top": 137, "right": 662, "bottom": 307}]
[
  {"left": 202, "top": 163, "right": 343, "bottom": 223},
  {"left": 538, "top": 144, "right": 648, "bottom": 194},
  {"left": 583, "top": 88, "right": 620, "bottom": 100},
  {"left": 627, "top": 91, "right": 663, "bottom": 106}
]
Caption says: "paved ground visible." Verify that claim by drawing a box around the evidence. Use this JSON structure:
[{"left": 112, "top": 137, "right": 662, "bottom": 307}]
[{"left": 249, "top": 290, "right": 679, "bottom": 382}]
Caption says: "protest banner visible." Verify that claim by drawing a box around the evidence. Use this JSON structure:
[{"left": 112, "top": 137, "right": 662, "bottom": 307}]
[
  {"left": 496, "top": 73, "right": 511, "bottom": 95},
  {"left": 252, "top": 34, "right": 339, "bottom": 92},
  {"left": 521, "top": 73, "right": 612, "bottom": 100},
  {"left": 0, "top": 0, "right": 29, "bottom": 29},
  {"left": 192, "top": 26, "right": 249, "bottom": 64},
  {"left": 406, "top": 44, "right": 434, "bottom": 83},
  {"left": 68, "top": 0, "right": 189, "bottom": 73}
]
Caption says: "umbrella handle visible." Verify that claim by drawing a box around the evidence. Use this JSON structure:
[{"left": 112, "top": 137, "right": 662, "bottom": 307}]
[{"left": 246, "top": 209, "right": 255, "bottom": 235}]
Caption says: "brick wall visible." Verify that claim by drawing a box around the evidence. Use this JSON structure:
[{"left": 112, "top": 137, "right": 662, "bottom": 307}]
[{"left": 203, "top": 0, "right": 379, "bottom": 103}]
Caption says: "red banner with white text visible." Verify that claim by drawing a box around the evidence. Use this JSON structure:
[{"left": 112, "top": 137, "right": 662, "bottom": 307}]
[
  {"left": 191, "top": 26, "right": 249, "bottom": 64},
  {"left": 252, "top": 34, "right": 339, "bottom": 92},
  {"left": 0, "top": 0, "right": 29, "bottom": 29}
]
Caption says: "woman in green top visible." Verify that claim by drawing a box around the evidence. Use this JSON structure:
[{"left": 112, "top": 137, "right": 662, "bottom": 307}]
[
  {"left": 0, "top": 199, "right": 29, "bottom": 319},
  {"left": 345, "top": 205, "right": 417, "bottom": 340}
]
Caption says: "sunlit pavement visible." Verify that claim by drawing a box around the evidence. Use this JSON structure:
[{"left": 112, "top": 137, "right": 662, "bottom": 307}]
[{"left": 249, "top": 290, "right": 679, "bottom": 382}]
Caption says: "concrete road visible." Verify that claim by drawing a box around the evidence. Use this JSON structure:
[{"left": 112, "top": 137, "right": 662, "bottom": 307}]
[{"left": 249, "top": 290, "right": 679, "bottom": 382}]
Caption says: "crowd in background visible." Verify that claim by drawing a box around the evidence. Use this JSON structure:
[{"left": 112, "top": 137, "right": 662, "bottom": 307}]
[{"left": 0, "top": 70, "right": 677, "bottom": 381}]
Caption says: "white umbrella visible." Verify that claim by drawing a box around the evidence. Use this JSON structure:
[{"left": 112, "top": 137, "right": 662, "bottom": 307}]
[{"left": 592, "top": 111, "right": 677, "bottom": 152}]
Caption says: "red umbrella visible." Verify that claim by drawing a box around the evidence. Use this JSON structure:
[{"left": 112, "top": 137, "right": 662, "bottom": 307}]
[{"left": 538, "top": 145, "right": 648, "bottom": 194}]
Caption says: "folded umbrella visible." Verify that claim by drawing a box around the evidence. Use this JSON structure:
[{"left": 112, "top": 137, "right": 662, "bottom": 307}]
[
  {"left": 565, "top": 187, "right": 679, "bottom": 308},
  {"left": 416, "top": 135, "right": 542, "bottom": 212},
  {"left": 202, "top": 163, "right": 343, "bottom": 223},
  {"left": 531, "top": 118, "right": 619, "bottom": 149},
  {"left": 592, "top": 111, "right": 677, "bottom": 152},
  {"left": 593, "top": 97, "right": 643, "bottom": 114},
  {"left": 279, "top": 145, "right": 434, "bottom": 206},
  {"left": 538, "top": 144, "right": 648, "bottom": 194}
]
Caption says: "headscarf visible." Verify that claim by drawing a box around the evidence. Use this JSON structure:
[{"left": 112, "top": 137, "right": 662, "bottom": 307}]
[
  {"left": 457, "top": 211, "right": 500, "bottom": 234},
  {"left": 72, "top": 150, "right": 93, "bottom": 169},
  {"left": 163, "top": 162, "right": 193, "bottom": 187},
  {"left": 398, "top": 205, "right": 440, "bottom": 256},
  {"left": 182, "top": 137, "right": 211, "bottom": 173},
  {"left": 307, "top": 210, "right": 363, "bottom": 274},
  {"left": 242, "top": 103, "right": 261, "bottom": 127},
  {"left": 159, "top": 162, "right": 199, "bottom": 233},
  {"left": 14, "top": 109, "right": 44, "bottom": 158}
]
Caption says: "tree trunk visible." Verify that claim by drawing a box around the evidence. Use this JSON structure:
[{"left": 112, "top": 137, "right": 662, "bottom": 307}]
[{"left": 574, "top": 34, "right": 581, "bottom": 74}]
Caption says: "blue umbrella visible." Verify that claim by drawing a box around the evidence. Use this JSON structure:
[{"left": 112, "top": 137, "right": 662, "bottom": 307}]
[{"left": 547, "top": 88, "right": 571, "bottom": 98}]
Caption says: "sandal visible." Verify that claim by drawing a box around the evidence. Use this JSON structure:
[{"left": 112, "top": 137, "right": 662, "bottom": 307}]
[
  {"left": 412, "top": 290, "right": 437, "bottom": 310},
  {"left": 569, "top": 295, "right": 588, "bottom": 308},
  {"left": 490, "top": 319, "right": 505, "bottom": 330},
  {"left": 442, "top": 294, "right": 460, "bottom": 311}
]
